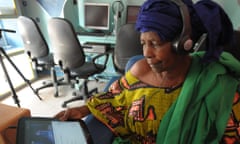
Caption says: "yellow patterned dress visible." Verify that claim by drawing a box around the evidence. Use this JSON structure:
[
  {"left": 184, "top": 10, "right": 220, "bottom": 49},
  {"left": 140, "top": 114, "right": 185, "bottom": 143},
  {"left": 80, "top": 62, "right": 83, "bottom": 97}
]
[
  {"left": 87, "top": 71, "right": 182, "bottom": 143},
  {"left": 87, "top": 71, "right": 240, "bottom": 144}
]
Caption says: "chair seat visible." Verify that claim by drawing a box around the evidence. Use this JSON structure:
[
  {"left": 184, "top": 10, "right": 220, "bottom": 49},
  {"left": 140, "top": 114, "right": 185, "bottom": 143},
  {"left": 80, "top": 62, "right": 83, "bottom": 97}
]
[
  {"left": 37, "top": 53, "right": 54, "bottom": 65},
  {"left": 71, "top": 62, "right": 105, "bottom": 78}
]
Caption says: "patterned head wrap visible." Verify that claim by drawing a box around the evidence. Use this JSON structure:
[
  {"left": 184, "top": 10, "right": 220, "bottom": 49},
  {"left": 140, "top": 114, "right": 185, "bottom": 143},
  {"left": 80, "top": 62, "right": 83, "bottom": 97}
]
[{"left": 136, "top": 0, "right": 234, "bottom": 63}]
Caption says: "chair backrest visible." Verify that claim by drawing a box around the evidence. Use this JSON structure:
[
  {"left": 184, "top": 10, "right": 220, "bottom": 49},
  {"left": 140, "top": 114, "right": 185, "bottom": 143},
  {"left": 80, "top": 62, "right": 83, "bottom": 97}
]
[
  {"left": 225, "top": 30, "right": 240, "bottom": 61},
  {"left": 17, "top": 16, "right": 49, "bottom": 59},
  {"left": 114, "top": 23, "right": 143, "bottom": 74},
  {"left": 47, "top": 17, "right": 85, "bottom": 70}
]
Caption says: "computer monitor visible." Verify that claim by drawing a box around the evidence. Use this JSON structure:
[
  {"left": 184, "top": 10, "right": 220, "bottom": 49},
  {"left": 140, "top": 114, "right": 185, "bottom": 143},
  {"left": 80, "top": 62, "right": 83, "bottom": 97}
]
[
  {"left": 126, "top": 6, "right": 140, "bottom": 24},
  {"left": 84, "top": 3, "right": 110, "bottom": 32}
]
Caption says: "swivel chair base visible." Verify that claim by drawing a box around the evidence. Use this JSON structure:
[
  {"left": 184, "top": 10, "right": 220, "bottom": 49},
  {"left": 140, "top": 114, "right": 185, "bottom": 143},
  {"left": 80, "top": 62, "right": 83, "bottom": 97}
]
[
  {"left": 62, "top": 79, "right": 98, "bottom": 107},
  {"left": 35, "top": 67, "right": 72, "bottom": 97}
]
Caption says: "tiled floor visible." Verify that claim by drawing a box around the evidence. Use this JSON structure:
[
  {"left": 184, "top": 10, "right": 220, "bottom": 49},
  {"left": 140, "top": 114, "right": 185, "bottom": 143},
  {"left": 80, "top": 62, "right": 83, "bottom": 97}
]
[{"left": 0, "top": 76, "right": 107, "bottom": 117}]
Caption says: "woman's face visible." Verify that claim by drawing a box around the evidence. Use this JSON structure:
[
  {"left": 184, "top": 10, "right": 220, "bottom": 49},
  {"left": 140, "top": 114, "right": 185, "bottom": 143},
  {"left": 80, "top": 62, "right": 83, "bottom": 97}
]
[{"left": 140, "top": 31, "right": 181, "bottom": 73}]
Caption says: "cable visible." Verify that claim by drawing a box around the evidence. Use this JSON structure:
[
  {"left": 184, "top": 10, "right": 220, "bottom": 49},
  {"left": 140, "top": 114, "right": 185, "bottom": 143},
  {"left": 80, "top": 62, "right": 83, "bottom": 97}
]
[
  {"left": 111, "top": 0, "right": 125, "bottom": 35},
  {"left": 112, "top": 0, "right": 124, "bottom": 17}
]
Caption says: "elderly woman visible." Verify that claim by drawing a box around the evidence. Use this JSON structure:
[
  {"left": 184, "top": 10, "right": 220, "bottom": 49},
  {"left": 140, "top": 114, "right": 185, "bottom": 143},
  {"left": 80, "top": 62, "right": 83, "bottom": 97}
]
[{"left": 55, "top": 0, "right": 240, "bottom": 143}]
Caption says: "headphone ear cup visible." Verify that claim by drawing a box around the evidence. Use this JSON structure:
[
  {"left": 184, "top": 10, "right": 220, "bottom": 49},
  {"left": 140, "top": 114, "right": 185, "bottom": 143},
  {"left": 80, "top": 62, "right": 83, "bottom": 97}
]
[
  {"left": 172, "top": 38, "right": 193, "bottom": 54},
  {"left": 183, "top": 39, "right": 193, "bottom": 51},
  {"left": 171, "top": 0, "right": 192, "bottom": 54}
]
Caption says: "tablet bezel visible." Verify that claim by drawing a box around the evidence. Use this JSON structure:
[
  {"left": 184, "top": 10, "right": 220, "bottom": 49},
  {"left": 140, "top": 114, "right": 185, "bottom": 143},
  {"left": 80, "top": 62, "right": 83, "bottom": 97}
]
[{"left": 16, "top": 117, "right": 93, "bottom": 144}]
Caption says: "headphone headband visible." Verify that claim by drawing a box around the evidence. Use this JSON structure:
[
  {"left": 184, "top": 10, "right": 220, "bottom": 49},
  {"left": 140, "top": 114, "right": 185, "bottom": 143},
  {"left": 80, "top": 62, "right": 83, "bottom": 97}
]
[{"left": 171, "top": 0, "right": 192, "bottom": 54}]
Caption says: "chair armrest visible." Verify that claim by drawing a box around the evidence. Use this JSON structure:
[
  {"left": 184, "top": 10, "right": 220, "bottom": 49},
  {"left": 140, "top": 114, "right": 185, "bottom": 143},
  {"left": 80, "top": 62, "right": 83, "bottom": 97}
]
[{"left": 91, "top": 51, "right": 111, "bottom": 69}]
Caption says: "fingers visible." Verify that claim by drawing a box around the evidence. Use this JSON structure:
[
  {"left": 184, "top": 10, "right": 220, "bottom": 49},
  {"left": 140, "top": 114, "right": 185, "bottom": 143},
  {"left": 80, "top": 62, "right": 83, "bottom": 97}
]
[
  {"left": 109, "top": 80, "right": 121, "bottom": 93},
  {"left": 54, "top": 106, "right": 88, "bottom": 121},
  {"left": 54, "top": 109, "right": 70, "bottom": 121},
  {"left": 61, "top": 109, "right": 70, "bottom": 121}
]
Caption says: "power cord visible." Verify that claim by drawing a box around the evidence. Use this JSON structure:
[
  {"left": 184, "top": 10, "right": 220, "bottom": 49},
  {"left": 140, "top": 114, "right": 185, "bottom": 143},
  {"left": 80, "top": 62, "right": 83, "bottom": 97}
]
[
  {"left": 111, "top": 0, "right": 124, "bottom": 35},
  {"left": 2, "top": 126, "right": 17, "bottom": 144},
  {"left": 112, "top": 0, "right": 124, "bottom": 18}
]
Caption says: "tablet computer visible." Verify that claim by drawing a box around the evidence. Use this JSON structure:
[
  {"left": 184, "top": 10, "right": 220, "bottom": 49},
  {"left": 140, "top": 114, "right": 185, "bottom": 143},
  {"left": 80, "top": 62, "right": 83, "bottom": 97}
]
[{"left": 16, "top": 117, "right": 93, "bottom": 144}]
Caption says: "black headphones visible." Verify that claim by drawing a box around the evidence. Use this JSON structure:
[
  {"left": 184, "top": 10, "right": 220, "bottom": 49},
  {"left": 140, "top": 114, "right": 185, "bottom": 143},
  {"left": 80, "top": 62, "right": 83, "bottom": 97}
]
[{"left": 171, "top": 0, "right": 193, "bottom": 54}]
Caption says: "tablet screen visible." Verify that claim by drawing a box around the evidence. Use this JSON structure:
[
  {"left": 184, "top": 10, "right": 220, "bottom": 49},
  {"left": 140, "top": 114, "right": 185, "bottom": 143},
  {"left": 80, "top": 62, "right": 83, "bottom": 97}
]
[{"left": 16, "top": 117, "right": 92, "bottom": 144}]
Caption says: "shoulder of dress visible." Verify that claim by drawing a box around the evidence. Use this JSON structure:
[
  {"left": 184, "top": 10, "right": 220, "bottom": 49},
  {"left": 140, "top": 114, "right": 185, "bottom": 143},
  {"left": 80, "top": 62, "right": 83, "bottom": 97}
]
[{"left": 130, "top": 59, "right": 150, "bottom": 77}]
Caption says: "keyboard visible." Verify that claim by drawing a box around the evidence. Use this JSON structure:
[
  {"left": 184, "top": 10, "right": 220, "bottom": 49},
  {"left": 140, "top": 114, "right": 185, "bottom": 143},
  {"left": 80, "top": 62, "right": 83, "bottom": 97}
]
[
  {"left": 82, "top": 42, "right": 111, "bottom": 53},
  {"left": 77, "top": 32, "right": 106, "bottom": 36}
]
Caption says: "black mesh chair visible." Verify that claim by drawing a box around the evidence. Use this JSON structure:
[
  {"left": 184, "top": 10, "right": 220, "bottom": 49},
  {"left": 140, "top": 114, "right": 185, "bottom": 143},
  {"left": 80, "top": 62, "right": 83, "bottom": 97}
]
[
  {"left": 17, "top": 16, "right": 67, "bottom": 97},
  {"left": 103, "top": 23, "right": 144, "bottom": 91},
  {"left": 47, "top": 17, "right": 109, "bottom": 107},
  {"left": 225, "top": 30, "right": 240, "bottom": 61},
  {"left": 113, "top": 23, "right": 143, "bottom": 75}
]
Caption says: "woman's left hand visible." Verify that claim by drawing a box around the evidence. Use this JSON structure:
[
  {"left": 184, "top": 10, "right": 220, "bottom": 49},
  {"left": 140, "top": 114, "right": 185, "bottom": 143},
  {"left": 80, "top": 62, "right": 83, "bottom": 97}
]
[{"left": 54, "top": 105, "right": 90, "bottom": 121}]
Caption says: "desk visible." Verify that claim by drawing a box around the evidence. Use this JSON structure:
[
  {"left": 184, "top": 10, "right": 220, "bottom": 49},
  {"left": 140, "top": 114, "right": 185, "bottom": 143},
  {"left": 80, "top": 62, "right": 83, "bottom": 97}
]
[
  {"left": 77, "top": 35, "right": 116, "bottom": 45},
  {"left": 0, "top": 103, "right": 31, "bottom": 144}
]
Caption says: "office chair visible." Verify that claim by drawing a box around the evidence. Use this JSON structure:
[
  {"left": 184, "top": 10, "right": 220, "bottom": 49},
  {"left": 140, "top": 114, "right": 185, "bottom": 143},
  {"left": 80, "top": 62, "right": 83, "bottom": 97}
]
[
  {"left": 195, "top": 30, "right": 240, "bottom": 61},
  {"left": 113, "top": 23, "right": 143, "bottom": 75},
  {"left": 103, "top": 23, "right": 144, "bottom": 91},
  {"left": 225, "top": 30, "right": 240, "bottom": 61},
  {"left": 17, "top": 16, "right": 66, "bottom": 97},
  {"left": 47, "top": 17, "right": 109, "bottom": 107}
]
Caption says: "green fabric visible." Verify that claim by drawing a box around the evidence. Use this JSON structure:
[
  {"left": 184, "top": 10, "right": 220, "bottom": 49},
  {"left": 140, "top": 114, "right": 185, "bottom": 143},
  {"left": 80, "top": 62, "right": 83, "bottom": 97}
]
[
  {"left": 156, "top": 51, "right": 240, "bottom": 144},
  {"left": 112, "top": 137, "right": 132, "bottom": 144}
]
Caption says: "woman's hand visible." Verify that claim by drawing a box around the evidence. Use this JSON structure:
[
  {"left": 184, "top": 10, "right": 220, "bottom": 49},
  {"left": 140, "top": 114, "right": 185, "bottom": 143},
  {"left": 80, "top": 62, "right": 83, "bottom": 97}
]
[
  {"left": 109, "top": 79, "right": 122, "bottom": 94},
  {"left": 54, "top": 105, "right": 90, "bottom": 121}
]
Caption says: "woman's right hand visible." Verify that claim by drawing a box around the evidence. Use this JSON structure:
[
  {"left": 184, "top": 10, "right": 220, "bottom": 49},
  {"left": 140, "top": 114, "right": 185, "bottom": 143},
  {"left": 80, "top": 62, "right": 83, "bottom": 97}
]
[{"left": 54, "top": 105, "right": 90, "bottom": 121}]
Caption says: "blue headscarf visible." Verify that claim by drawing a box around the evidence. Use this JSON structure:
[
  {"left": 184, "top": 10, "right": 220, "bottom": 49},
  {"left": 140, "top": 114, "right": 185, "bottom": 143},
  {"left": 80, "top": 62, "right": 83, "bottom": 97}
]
[
  {"left": 136, "top": 0, "right": 234, "bottom": 63},
  {"left": 136, "top": 0, "right": 182, "bottom": 42}
]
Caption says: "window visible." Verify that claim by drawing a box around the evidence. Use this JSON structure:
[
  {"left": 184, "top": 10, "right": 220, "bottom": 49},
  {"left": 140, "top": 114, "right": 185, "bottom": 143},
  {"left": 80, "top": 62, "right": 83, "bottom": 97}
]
[
  {"left": 0, "top": 0, "right": 18, "bottom": 17},
  {"left": 0, "top": 19, "right": 23, "bottom": 51},
  {"left": 0, "top": 0, "right": 33, "bottom": 99},
  {"left": 0, "top": 0, "right": 22, "bottom": 51}
]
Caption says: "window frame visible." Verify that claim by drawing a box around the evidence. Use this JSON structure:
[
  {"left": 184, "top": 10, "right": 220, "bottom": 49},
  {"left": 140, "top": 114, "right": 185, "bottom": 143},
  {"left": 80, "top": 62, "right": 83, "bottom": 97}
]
[{"left": 0, "top": 0, "right": 19, "bottom": 18}]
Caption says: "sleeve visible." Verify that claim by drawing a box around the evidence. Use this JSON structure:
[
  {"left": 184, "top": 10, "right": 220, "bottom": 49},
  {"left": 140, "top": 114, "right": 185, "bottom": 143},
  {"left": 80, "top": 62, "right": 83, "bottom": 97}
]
[
  {"left": 220, "top": 84, "right": 240, "bottom": 143},
  {"left": 86, "top": 77, "right": 129, "bottom": 134}
]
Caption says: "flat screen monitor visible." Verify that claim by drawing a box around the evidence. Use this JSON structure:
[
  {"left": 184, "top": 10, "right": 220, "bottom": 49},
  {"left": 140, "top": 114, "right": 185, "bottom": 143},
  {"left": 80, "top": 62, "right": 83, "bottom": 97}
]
[
  {"left": 126, "top": 6, "right": 140, "bottom": 24},
  {"left": 84, "top": 3, "right": 110, "bottom": 31}
]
